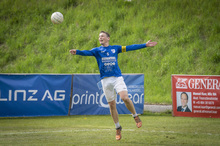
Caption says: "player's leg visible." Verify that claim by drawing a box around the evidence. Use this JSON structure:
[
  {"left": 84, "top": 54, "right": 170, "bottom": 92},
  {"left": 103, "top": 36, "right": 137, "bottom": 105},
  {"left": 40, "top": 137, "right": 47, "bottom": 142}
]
[
  {"left": 119, "top": 91, "right": 142, "bottom": 128},
  {"left": 108, "top": 100, "right": 122, "bottom": 140},
  {"left": 108, "top": 100, "right": 119, "bottom": 124},
  {"left": 115, "top": 77, "right": 142, "bottom": 128},
  {"left": 115, "top": 77, "right": 137, "bottom": 115},
  {"left": 101, "top": 77, "right": 122, "bottom": 140},
  {"left": 118, "top": 91, "right": 136, "bottom": 114}
]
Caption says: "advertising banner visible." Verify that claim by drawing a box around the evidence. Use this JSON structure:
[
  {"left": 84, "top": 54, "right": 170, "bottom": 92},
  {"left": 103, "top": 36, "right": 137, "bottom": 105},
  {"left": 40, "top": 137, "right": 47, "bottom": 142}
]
[
  {"left": 0, "top": 74, "right": 71, "bottom": 117},
  {"left": 172, "top": 75, "right": 220, "bottom": 118},
  {"left": 70, "top": 74, "right": 144, "bottom": 115}
]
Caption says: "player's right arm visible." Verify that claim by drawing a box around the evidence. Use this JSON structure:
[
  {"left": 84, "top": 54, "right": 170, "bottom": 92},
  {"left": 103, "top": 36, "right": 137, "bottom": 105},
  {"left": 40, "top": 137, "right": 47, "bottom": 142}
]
[{"left": 69, "top": 49, "right": 94, "bottom": 56}]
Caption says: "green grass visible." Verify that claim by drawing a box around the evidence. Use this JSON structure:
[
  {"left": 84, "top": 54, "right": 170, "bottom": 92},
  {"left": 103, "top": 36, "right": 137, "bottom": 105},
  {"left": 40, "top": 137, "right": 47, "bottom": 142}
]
[
  {"left": 0, "top": 112, "right": 220, "bottom": 145},
  {"left": 0, "top": 0, "right": 220, "bottom": 104}
]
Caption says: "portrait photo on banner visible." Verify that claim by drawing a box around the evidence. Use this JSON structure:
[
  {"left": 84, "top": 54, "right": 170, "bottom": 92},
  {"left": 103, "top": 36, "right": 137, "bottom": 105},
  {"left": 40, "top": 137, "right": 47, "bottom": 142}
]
[{"left": 176, "top": 92, "right": 192, "bottom": 112}]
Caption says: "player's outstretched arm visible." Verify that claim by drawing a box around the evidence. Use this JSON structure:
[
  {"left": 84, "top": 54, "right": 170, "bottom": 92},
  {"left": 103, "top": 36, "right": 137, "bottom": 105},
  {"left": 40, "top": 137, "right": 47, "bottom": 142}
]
[
  {"left": 69, "top": 49, "right": 77, "bottom": 55},
  {"left": 122, "top": 40, "right": 158, "bottom": 53},
  {"left": 69, "top": 49, "right": 94, "bottom": 56},
  {"left": 146, "top": 40, "right": 157, "bottom": 47}
]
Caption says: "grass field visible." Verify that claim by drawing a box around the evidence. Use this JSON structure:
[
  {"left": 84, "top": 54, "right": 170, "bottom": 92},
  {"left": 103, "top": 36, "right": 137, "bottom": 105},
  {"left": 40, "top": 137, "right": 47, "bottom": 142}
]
[{"left": 0, "top": 112, "right": 220, "bottom": 145}]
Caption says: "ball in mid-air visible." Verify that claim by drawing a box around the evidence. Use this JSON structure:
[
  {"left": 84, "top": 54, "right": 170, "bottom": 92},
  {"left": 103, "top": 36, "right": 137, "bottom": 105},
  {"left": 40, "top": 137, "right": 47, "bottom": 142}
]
[{"left": 51, "top": 12, "right": 64, "bottom": 24}]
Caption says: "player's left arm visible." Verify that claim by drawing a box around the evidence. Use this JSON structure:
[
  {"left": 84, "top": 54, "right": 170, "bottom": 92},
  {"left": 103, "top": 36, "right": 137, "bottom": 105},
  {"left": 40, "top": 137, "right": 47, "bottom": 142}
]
[{"left": 120, "top": 40, "right": 157, "bottom": 53}]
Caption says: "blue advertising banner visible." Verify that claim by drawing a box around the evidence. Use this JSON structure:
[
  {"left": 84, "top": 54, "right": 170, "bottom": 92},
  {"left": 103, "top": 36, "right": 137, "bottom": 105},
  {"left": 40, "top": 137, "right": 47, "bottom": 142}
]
[
  {"left": 70, "top": 74, "right": 144, "bottom": 115},
  {"left": 0, "top": 74, "right": 71, "bottom": 117}
]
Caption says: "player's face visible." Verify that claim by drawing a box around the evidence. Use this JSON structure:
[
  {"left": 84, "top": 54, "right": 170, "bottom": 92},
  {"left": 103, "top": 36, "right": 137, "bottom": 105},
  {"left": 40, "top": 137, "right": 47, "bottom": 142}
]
[
  {"left": 181, "top": 94, "right": 188, "bottom": 107},
  {"left": 99, "top": 33, "right": 110, "bottom": 46}
]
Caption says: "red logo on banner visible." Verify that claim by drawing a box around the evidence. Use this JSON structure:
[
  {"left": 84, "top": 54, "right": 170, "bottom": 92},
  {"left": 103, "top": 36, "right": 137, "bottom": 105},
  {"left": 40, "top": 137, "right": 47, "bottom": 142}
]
[
  {"left": 176, "top": 78, "right": 188, "bottom": 89},
  {"left": 172, "top": 75, "right": 220, "bottom": 118}
]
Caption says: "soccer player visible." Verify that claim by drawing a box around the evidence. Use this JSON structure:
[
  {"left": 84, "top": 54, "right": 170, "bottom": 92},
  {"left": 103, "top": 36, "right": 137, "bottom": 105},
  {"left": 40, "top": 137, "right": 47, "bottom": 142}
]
[{"left": 69, "top": 31, "right": 157, "bottom": 140}]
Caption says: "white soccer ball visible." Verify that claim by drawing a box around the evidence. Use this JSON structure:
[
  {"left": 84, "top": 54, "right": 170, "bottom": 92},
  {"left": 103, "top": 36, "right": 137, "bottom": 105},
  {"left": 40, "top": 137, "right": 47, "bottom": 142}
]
[{"left": 51, "top": 12, "right": 64, "bottom": 24}]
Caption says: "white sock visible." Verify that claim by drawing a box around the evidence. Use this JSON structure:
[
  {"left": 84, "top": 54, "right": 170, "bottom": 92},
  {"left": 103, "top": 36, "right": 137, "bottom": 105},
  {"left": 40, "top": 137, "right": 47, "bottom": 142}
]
[
  {"left": 115, "top": 122, "right": 120, "bottom": 129},
  {"left": 132, "top": 113, "right": 138, "bottom": 118}
]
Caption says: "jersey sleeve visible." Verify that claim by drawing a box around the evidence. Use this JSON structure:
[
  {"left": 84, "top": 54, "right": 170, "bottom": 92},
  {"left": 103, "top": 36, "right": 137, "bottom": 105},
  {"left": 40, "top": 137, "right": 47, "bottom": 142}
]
[
  {"left": 118, "top": 44, "right": 147, "bottom": 53},
  {"left": 76, "top": 49, "right": 95, "bottom": 56}
]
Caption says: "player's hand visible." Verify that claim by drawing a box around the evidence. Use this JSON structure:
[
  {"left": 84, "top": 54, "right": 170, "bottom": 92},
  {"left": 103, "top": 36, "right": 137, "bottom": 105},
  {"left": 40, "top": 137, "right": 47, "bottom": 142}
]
[
  {"left": 146, "top": 40, "right": 157, "bottom": 47},
  {"left": 69, "top": 49, "right": 77, "bottom": 55}
]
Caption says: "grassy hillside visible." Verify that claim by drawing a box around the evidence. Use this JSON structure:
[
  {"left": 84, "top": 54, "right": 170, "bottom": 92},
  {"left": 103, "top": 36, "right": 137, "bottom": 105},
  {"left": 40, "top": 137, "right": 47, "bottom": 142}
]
[{"left": 0, "top": 0, "right": 219, "bottom": 104}]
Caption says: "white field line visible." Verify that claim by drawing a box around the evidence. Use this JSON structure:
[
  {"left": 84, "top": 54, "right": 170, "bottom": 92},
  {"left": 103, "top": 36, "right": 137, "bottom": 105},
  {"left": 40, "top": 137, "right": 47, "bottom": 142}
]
[{"left": 0, "top": 129, "right": 219, "bottom": 136}]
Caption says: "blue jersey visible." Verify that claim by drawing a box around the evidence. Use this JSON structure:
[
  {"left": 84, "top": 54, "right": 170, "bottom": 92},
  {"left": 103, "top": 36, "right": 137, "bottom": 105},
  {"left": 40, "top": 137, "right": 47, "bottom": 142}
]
[{"left": 76, "top": 44, "right": 146, "bottom": 79}]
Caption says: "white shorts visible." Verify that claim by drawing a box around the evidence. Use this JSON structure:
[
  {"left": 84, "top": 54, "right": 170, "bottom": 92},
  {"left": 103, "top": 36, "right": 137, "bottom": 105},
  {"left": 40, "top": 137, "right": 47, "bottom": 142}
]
[{"left": 101, "top": 76, "right": 128, "bottom": 102}]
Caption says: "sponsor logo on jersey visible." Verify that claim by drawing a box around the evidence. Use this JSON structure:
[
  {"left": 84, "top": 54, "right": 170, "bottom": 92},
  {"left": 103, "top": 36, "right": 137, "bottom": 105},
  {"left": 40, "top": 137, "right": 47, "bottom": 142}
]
[{"left": 102, "top": 57, "right": 116, "bottom": 62}]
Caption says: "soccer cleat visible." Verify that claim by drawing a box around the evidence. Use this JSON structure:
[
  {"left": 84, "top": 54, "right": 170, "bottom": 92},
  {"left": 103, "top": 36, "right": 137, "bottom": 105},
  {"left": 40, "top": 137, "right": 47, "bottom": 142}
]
[
  {"left": 134, "top": 116, "right": 142, "bottom": 128},
  {"left": 116, "top": 126, "right": 122, "bottom": 140}
]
